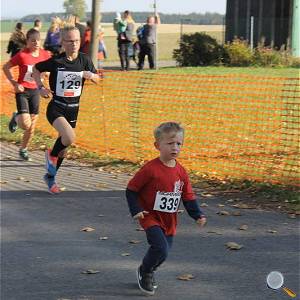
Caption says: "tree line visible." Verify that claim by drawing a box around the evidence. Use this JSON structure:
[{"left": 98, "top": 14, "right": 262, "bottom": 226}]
[{"left": 20, "top": 12, "right": 224, "bottom": 25}]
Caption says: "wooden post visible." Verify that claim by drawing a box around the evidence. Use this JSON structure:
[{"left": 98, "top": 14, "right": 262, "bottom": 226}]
[{"left": 90, "top": 0, "right": 101, "bottom": 67}]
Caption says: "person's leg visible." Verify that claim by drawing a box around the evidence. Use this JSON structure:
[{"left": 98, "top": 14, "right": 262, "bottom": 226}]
[
  {"left": 138, "top": 44, "right": 146, "bottom": 70},
  {"left": 125, "top": 42, "right": 130, "bottom": 70},
  {"left": 118, "top": 42, "right": 126, "bottom": 70},
  {"left": 20, "top": 114, "right": 38, "bottom": 150},
  {"left": 142, "top": 226, "right": 171, "bottom": 273},
  {"left": 51, "top": 117, "right": 75, "bottom": 154},
  {"left": 137, "top": 226, "right": 169, "bottom": 295},
  {"left": 19, "top": 89, "right": 40, "bottom": 154},
  {"left": 148, "top": 44, "right": 156, "bottom": 69}
]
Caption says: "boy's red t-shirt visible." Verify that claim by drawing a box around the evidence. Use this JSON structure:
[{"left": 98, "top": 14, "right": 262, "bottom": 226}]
[
  {"left": 127, "top": 157, "right": 196, "bottom": 236},
  {"left": 10, "top": 48, "right": 51, "bottom": 89}
]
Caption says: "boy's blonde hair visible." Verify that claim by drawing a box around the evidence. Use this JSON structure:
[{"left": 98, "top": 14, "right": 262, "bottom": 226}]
[{"left": 154, "top": 122, "right": 184, "bottom": 141}]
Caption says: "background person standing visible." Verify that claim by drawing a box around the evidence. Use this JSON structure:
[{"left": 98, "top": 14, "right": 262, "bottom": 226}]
[
  {"left": 138, "top": 13, "right": 160, "bottom": 70},
  {"left": 6, "top": 22, "right": 26, "bottom": 58},
  {"left": 116, "top": 10, "right": 135, "bottom": 71}
]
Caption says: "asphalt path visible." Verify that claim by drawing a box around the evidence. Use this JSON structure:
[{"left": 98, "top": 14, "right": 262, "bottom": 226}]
[{"left": 1, "top": 142, "right": 299, "bottom": 300}]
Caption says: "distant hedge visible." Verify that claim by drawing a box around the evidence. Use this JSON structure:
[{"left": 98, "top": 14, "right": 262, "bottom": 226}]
[{"left": 18, "top": 11, "right": 224, "bottom": 25}]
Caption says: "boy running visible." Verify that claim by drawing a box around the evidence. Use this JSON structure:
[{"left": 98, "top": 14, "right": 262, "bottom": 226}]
[{"left": 126, "top": 122, "right": 207, "bottom": 295}]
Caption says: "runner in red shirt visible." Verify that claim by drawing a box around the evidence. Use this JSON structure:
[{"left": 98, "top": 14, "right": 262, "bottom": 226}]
[
  {"left": 3, "top": 28, "right": 50, "bottom": 161},
  {"left": 126, "top": 122, "right": 207, "bottom": 296}
]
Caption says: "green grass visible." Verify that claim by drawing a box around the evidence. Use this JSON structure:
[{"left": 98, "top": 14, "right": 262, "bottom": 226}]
[
  {"left": 157, "top": 66, "right": 300, "bottom": 77},
  {"left": 1, "top": 21, "right": 51, "bottom": 33}
]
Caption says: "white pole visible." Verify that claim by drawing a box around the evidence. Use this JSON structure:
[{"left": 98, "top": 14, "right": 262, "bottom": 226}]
[
  {"left": 154, "top": 0, "right": 158, "bottom": 70},
  {"left": 250, "top": 16, "right": 254, "bottom": 51}
]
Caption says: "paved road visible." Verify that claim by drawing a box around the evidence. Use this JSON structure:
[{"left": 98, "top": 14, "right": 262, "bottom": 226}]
[{"left": 1, "top": 142, "right": 299, "bottom": 300}]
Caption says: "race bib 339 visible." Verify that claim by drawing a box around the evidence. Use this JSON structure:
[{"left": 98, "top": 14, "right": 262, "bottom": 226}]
[{"left": 153, "top": 191, "right": 181, "bottom": 213}]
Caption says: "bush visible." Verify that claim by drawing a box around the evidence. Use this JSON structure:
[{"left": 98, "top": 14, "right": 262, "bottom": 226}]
[
  {"left": 224, "top": 39, "right": 253, "bottom": 66},
  {"left": 253, "top": 46, "right": 282, "bottom": 66},
  {"left": 173, "top": 32, "right": 228, "bottom": 66}
]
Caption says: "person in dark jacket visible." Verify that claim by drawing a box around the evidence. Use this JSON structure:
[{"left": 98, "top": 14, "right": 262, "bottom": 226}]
[
  {"left": 138, "top": 14, "right": 160, "bottom": 70},
  {"left": 6, "top": 22, "right": 26, "bottom": 58},
  {"left": 44, "top": 17, "right": 61, "bottom": 56},
  {"left": 117, "top": 10, "right": 135, "bottom": 71}
]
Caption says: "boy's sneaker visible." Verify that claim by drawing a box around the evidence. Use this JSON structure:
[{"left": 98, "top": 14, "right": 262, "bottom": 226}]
[
  {"left": 43, "top": 174, "right": 61, "bottom": 194},
  {"left": 45, "top": 149, "right": 58, "bottom": 176},
  {"left": 19, "top": 149, "right": 30, "bottom": 161},
  {"left": 137, "top": 265, "right": 155, "bottom": 296},
  {"left": 8, "top": 112, "right": 17, "bottom": 133}
]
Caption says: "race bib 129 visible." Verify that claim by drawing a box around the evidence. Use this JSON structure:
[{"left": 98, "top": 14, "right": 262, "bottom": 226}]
[
  {"left": 153, "top": 191, "right": 181, "bottom": 213},
  {"left": 56, "top": 71, "right": 83, "bottom": 97}
]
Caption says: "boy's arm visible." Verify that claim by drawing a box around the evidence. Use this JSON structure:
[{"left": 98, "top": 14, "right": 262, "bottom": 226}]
[
  {"left": 126, "top": 188, "right": 143, "bottom": 217},
  {"left": 183, "top": 199, "right": 205, "bottom": 221}
]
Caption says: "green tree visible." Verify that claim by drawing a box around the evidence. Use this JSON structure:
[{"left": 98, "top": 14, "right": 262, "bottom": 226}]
[{"left": 63, "top": 0, "right": 87, "bottom": 19}]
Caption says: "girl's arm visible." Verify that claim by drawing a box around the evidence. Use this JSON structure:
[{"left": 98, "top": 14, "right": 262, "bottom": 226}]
[{"left": 2, "top": 61, "right": 24, "bottom": 93}]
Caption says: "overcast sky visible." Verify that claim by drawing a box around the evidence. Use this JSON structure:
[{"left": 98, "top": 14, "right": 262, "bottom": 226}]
[{"left": 1, "top": 0, "right": 226, "bottom": 19}]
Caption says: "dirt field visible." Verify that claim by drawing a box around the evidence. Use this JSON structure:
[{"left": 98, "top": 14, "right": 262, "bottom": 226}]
[{"left": 0, "top": 24, "right": 224, "bottom": 40}]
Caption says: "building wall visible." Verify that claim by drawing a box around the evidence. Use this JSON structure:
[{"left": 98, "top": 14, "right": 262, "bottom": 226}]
[{"left": 225, "top": 0, "right": 293, "bottom": 48}]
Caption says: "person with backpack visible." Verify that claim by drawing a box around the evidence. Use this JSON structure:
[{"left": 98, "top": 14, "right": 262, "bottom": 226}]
[{"left": 138, "top": 13, "right": 160, "bottom": 70}]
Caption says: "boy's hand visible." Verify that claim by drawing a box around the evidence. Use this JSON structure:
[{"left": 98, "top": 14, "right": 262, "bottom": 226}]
[
  {"left": 133, "top": 211, "right": 149, "bottom": 220},
  {"left": 196, "top": 217, "right": 207, "bottom": 228}
]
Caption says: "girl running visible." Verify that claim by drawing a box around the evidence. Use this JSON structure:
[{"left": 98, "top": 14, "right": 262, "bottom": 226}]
[
  {"left": 32, "top": 26, "right": 99, "bottom": 194},
  {"left": 3, "top": 28, "right": 51, "bottom": 161}
]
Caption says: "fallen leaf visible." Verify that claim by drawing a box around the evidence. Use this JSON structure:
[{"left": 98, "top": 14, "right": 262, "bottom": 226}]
[
  {"left": 226, "top": 199, "right": 235, "bottom": 203},
  {"left": 0, "top": 181, "right": 8, "bottom": 184},
  {"left": 218, "top": 204, "right": 225, "bottom": 207},
  {"left": 95, "top": 183, "right": 107, "bottom": 188},
  {"left": 232, "top": 203, "right": 256, "bottom": 209},
  {"left": 121, "top": 253, "right": 131, "bottom": 256},
  {"left": 81, "top": 270, "right": 100, "bottom": 274},
  {"left": 129, "top": 239, "right": 141, "bottom": 244},
  {"left": 24, "top": 180, "right": 31, "bottom": 183},
  {"left": 39, "top": 145, "right": 46, "bottom": 150},
  {"left": 16, "top": 177, "right": 25, "bottom": 180},
  {"left": 99, "top": 236, "right": 108, "bottom": 240},
  {"left": 216, "top": 210, "right": 230, "bottom": 216},
  {"left": 6, "top": 155, "right": 13, "bottom": 160},
  {"left": 232, "top": 211, "right": 242, "bottom": 216},
  {"left": 239, "top": 225, "right": 248, "bottom": 231},
  {"left": 200, "top": 203, "right": 208, "bottom": 207},
  {"left": 207, "top": 230, "right": 223, "bottom": 235},
  {"left": 97, "top": 167, "right": 103, "bottom": 171},
  {"left": 177, "top": 274, "right": 195, "bottom": 281},
  {"left": 267, "top": 230, "right": 277, "bottom": 234},
  {"left": 225, "top": 242, "right": 243, "bottom": 250},
  {"left": 81, "top": 227, "right": 95, "bottom": 232},
  {"left": 60, "top": 187, "right": 66, "bottom": 191},
  {"left": 201, "top": 193, "right": 213, "bottom": 198}
]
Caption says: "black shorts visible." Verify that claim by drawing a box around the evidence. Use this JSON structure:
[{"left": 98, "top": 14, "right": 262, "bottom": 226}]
[
  {"left": 46, "top": 100, "right": 79, "bottom": 128},
  {"left": 16, "top": 88, "right": 40, "bottom": 115}
]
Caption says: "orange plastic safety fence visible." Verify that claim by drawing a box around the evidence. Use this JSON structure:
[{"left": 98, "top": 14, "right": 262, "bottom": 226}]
[{"left": 1, "top": 68, "right": 299, "bottom": 186}]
